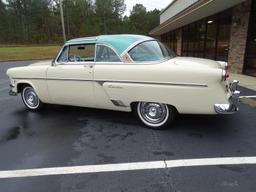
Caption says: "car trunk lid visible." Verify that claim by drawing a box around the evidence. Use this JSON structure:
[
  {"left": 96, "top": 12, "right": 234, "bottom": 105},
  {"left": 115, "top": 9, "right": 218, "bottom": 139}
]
[{"left": 171, "top": 57, "right": 223, "bottom": 69}]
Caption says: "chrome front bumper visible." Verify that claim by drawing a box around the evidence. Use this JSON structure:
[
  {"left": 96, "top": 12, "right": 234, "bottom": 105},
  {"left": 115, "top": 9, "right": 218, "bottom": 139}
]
[
  {"left": 9, "top": 84, "right": 17, "bottom": 96},
  {"left": 9, "top": 90, "right": 17, "bottom": 96},
  {"left": 214, "top": 80, "right": 240, "bottom": 114}
]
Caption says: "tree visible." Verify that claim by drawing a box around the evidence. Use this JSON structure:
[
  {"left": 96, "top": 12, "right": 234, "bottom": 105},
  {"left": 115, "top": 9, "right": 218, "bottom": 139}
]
[
  {"left": 5, "top": 0, "right": 55, "bottom": 43},
  {"left": 112, "top": 0, "right": 126, "bottom": 19},
  {"left": 129, "top": 4, "right": 147, "bottom": 34},
  {"left": 0, "top": 0, "right": 8, "bottom": 43},
  {"left": 146, "top": 9, "right": 160, "bottom": 32},
  {"left": 95, "top": 0, "right": 126, "bottom": 34},
  {"left": 0, "top": 0, "right": 160, "bottom": 44},
  {"left": 62, "top": 0, "right": 97, "bottom": 38}
]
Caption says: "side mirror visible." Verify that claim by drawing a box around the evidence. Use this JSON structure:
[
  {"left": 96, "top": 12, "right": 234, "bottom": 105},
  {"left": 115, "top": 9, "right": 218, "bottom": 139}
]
[{"left": 51, "top": 58, "right": 56, "bottom": 66}]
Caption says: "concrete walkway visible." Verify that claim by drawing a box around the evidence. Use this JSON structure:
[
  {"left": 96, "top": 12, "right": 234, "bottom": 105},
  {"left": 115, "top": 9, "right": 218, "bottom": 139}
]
[
  {"left": 230, "top": 73, "right": 256, "bottom": 91},
  {"left": 230, "top": 73, "right": 256, "bottom": 108}
]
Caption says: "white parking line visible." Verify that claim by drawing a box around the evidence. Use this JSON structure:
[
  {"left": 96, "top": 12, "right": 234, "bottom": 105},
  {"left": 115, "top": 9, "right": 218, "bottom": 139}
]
[
  {"left": 0, "top": 156, "right": 256, "bottom": 179},
  {"left": 240, "top": 95, "right": 256, "bottom": 99}
]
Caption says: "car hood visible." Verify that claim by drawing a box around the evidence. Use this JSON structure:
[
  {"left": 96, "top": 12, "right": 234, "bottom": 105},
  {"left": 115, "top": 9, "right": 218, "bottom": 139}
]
[
  {"left": 170, "top": 57, "right": 223, "bottom": 69},
  {"left": 29, "top": 60, "right": 52, "bottom": 66},
  {"left": 6, "top": 61, "right": 51, "bottom": 78}
]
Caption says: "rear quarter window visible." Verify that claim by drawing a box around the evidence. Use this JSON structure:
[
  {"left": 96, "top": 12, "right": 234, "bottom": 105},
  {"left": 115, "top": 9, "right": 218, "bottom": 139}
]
[{"left": 128, "top": 40, "right": 175, "bottom": 63}]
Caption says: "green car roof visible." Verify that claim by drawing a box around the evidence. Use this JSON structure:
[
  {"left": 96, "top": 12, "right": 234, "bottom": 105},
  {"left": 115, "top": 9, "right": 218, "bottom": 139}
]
[{"left": 65, "top": 34, "right": 154, "bottom": 55}]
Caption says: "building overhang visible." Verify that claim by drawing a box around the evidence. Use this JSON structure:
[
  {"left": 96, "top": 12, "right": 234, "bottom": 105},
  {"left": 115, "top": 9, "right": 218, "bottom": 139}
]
[{"left": 150, "top": 0, "right": 246, "bottom": 36}]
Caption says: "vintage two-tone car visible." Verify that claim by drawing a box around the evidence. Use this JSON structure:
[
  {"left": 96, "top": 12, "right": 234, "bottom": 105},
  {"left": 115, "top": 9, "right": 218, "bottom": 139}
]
[{"left": 6, "top": 34, "right": 240, "bottom": 129}]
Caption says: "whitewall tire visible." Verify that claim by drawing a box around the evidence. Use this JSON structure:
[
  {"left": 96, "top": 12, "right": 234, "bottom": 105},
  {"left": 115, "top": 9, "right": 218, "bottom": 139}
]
[
  {"left": 136, "top": 102, "right": 175, "bottom": 129},
  {"left": 21, "top": 86, "right": 43, "bottom": 110}
]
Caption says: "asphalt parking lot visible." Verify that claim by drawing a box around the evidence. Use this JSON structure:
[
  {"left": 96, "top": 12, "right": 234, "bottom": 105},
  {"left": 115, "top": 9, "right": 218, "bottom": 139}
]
[{"left": 0, "top": 61, "right": 256, "bottom": 192}]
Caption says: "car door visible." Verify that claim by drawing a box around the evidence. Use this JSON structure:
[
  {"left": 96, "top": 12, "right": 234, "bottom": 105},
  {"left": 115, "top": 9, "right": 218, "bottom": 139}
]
[
  {"left": 47, "top": 43, "right": 95, "bottom": 107},
  {"left": 93, "top": 44, "right": 125, "bottom": 110}
]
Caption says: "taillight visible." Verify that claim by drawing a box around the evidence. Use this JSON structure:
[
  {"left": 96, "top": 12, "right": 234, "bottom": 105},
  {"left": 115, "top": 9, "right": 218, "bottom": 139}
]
[{"left": 222, "top": 69, "right": 229, "bottom": 81}]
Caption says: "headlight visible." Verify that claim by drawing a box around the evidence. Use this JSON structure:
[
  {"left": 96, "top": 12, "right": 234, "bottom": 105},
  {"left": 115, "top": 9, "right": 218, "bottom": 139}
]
[{"left": 9, "top": 78, "right": 16, "bottom": 87}]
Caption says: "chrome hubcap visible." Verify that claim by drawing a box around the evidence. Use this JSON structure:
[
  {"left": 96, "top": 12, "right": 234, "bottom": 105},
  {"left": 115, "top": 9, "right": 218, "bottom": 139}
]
[
  {"left": 23, "top": 87, "right": 39, "bottom": 108},
  {"left": 139, "top": 102, "right": 168, "bottom": 124}
]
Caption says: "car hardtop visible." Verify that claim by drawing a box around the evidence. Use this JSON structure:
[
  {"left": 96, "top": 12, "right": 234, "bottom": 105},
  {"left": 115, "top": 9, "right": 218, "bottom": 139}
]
[{"left": 65, "top": 34, "right": 154, "bottom": 55}]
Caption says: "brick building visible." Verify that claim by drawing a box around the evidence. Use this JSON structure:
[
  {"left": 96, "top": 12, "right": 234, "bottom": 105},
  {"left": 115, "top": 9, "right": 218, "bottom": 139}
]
[{"left": 150, "top": 0, "right": 256, "bottom": 77}]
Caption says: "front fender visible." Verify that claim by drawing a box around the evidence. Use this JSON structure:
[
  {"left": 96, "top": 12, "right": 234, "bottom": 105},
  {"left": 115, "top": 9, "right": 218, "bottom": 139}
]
[
  {"left": 15, "top": 79, "right": 49, "bottom": 103},
  {"left": 7, "top": 65, "right": 50, "bottom": 103}
]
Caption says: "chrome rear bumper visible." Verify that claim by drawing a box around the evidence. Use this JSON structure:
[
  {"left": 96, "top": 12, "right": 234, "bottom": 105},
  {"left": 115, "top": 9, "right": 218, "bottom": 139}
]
[{"left": 214, "top": 80, "right": 240, "bottom": 114}]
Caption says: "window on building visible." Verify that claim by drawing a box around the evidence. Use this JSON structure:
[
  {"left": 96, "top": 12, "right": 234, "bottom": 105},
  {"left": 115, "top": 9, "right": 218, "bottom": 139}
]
[
  {"left": 181, "top": 9, "right": 232, "bottom": 61},
  {"left": 187, "top": 23, "right": 197, "bottom": 57},
  {"left": 205, "top": 16, "right": 217, "bottom": 60},
  {"left": 244, "top": 0, "right": 256, "bottom": 76},
  {"left": 182, "top": 26, "right": 189, "bottom": 56},
  {"left": 216, "top": 10, "right": 232, "bottom": 61},
  {"left": 161, "top": 31, "right": 178, "bottom": 54},
  {"left": 198, "top": 20, "right": 206, "bottom": 58},
  {"left": 161, "top": 33, "right": 168, "bottom": 44},
  {"left": 170, "top": 32, "right": 174, "bottom": 51},
  {"left": 170, "top": 30, "right": 178, "bottom": 54}
]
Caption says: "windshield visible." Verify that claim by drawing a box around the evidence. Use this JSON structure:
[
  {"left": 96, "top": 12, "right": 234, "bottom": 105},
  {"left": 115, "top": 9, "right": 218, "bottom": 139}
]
[{"left": 128, "top": 40, "right": 176, "bottom": 63}]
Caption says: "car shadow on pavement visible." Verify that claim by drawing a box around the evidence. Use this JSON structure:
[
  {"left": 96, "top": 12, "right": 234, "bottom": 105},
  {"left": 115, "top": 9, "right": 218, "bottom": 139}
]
[
  {"left": 11, "top": 104, "right": 236, "bottom": 134},
  {"left": 173, "top": 114, "right": 236, "bottom": 136}
]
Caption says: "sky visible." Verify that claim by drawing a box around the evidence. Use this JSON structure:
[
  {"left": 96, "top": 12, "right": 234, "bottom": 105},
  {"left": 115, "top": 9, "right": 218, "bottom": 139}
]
[{"left": 124, "top": 0, "right": 172, "bottom": 16}]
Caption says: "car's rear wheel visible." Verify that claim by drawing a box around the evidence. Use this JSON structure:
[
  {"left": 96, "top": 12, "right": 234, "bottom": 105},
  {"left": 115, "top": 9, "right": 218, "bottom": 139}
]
[
  {"left": 136, "top": 102, "right": 175, "bottom": 129},
  {"left": 21, "top": 86, "right": 43, "bottom": 110}
]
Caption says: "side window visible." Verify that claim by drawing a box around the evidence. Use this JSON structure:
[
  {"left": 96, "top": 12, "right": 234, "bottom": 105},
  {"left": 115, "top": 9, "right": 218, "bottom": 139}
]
[
  {"left": 96, "top": 45, "right": 121, "bottom": 62},
  {"left": 128, "top": 41, "right": 163, "bottom": 62},
  {"left": 57, "top": 46, "right": 68, "bottom": 63},
  {"left": 68, "top": 44, "right": 95, "bottom": 62},
  {"left": 128, "top": 41, "right": 174, "bottom": 63}
]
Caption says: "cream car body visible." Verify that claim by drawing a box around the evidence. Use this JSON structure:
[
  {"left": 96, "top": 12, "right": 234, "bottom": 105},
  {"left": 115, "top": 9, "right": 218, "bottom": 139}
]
[{"left": 6, "top": 35, "right": 240, "bottom": 128}]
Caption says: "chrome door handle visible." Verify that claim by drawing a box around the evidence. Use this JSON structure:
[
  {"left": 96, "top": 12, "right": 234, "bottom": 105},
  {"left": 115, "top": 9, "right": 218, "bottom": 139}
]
[{"left": 83, "top": 64, "right": 93, "bottom": 68}]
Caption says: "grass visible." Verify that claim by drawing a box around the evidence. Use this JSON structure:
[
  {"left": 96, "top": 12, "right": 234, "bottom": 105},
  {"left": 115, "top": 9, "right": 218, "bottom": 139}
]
[{"left": 0, "top": 45, "right": 61, "bottom": 61}]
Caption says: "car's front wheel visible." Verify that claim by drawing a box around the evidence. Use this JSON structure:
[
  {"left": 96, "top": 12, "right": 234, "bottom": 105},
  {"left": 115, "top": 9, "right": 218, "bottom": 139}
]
[
  {"left": 21, "top": 86, "right": 43, "bottom": 110},
  {"left": 136, "top": 102, "right": 176, "bottom": 129}
]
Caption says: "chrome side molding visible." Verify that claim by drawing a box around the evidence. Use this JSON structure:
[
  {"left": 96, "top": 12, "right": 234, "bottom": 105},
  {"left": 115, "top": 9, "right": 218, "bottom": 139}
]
[{"left": 111, "top": 100, "right": 127, "bottom": 107}]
